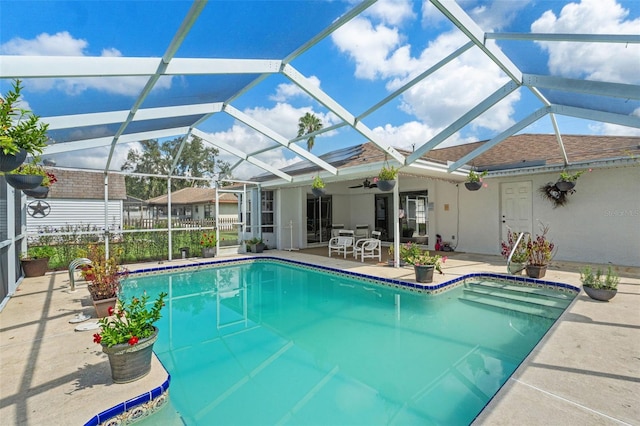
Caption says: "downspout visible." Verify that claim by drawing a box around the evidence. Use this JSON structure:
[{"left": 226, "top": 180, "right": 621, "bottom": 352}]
[
  {"left": 104, "top": 172, "right": 109, "bottom": 259},
  {"left": 393, "top": 178, "right": 400, "bottom": 268}
]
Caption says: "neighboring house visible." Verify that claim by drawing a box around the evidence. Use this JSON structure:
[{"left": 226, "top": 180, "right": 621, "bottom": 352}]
[
  {"left": 252, "top": 134, "right": 640, "bottom": 267},
  {"left": 26, "top": 168, "right": 127, "bottom": 236},
  {"left": 145, "top": 187, "right": 239, "bottom": 228},
  {"left": 123, "top": 196, "right": 150, "bottom": 221}
]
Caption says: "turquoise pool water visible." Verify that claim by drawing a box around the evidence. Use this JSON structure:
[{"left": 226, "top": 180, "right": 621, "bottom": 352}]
[{"left": 127, "top": 260, "right": 576, "bottom": 425}]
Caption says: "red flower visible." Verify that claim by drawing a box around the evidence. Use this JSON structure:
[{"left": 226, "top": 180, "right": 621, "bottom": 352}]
[
  {"left": 128, "top": 336, "right": 139, "bottom": 346},
  {"left": 107, "top": 306, "right": 115, "bottom": 316},
  {"left": 93, "top": 333, "right": 102, "bottom": 344}
]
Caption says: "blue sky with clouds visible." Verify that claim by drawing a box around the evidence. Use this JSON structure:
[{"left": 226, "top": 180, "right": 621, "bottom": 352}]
[{"left": 1, "top": 0, "right": 639, "bottom": 177}]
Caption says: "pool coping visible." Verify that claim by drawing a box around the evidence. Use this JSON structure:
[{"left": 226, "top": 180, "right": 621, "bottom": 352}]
[{"left": 89, "top": 255, "right": 580, "bottom": 425}]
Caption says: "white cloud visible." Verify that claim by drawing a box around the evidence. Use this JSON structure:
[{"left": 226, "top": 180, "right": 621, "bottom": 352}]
[
  {"left": 365, "top": 0, "right": 415, "bottom": 26},
  {"left": 0, "top": 31, "right": 171, "bottom": 96},
  {"left": 531, "top": 0, "right": 640, "bottom": 83},
  {"left": 461, "top": 0, "right": 533, "bottom": 31},
  {"left": 270, "top": 76, "right": 321, "bottom": 102},
  {"left": 372, "top": 120, "right": 476, "bottom": 151},
  {"left": 588, "top": 108, "right": 640, "bottom": 136}
]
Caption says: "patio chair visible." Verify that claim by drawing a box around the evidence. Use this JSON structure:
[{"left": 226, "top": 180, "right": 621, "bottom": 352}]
[
  {"left": 354, "top": 231, "right": 382, "bottom": 262},
  {"left": 354, "top": 224, "right": 369, "bottom": 239},
  {"left": 331, "top": 223, "right": 345, "bottom": 237},
  {"left": 328, "top": 235, "right": 355, "bottom": 258}
]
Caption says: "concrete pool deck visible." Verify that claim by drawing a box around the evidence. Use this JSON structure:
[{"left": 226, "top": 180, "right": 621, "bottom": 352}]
[{"left": 0, "top": 250, "right": 638, "bottom": 425}]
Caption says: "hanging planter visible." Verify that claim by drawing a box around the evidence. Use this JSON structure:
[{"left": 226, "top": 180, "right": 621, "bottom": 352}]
[
  {"left": 5, "top": 173, "right": 44, "bottom": 190},
  {"left": 376, "top": 179, "right": 396, "bottom": 192},
  {"left": 555, "top": 180, "right": 575, "bottom": 192},
  {"left": 464, "top": 181, "right": 482, "bottom": 191},
  {"left": 23, "top": 186, "right": 49, "bottom": 198},
  {"left": 311, "top": 187, "right": 325, "bottom": 197},
  {"left": 0, "top": 148, "right": 27, "bottom": 172}
]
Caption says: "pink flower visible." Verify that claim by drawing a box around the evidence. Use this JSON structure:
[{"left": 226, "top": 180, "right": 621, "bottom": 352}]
[
  {"left": 93, "top": 333, "right": 102, "bottom": 344},
  {"left": 107, "top": 306, "right": 114, "bottom": 316}
]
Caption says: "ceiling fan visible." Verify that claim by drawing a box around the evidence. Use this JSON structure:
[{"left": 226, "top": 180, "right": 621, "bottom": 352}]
[{"left": 349, "top": 178, "right": 377, "bottom": 189}]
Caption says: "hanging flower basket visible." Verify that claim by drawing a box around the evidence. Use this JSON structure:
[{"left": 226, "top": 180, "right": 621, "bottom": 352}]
[
  {"left": 0, "top": 148, "right": 27, "bottom": 172},
  {"left": 464, "top": 181, "right": 482, "bottom": 191},
  {"left": 5, "top": 174, "right": 44, "bottom": 190},
  {"left": 377, "top": 179, "right": 396, "bottom": 192},
  {"left": 23, "top": 186, "right": 49, "bottom": 199},
  {"left": 555, "top": 181, "right": 575, "bottom": 192},
  {"left": 311, "top": 187, "right": 325, "bottom": 197}
]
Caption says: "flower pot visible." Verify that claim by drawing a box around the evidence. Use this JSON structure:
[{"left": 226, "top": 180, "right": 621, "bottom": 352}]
[
  {"left": 377, "top": 180, "right": 396, "bottom": 192},
  {"left": 526, "top": 264, "right": 547, "bottom": 279},
  {"left": 508, "top": 262, "right": 526, "bottom": 275},
  {"left": 555, "top": 180, "right": 575, "bottom": 192},
  {"left": 583, "top": 286, "right": 617, "bottom": 302},
  {"left": 21, "top": 257, "right": 50, "bottom": 277},
  {"left": 5, "top": 174, "right": 44, "bottom": 190},
  {"left": 93, "top": 297, "right": 117, "bottom": 318},
  {"left": 202, "top": 247, "right": 216, "bottom": 258},
  {"left": 0, "top": 148, "right": 27, "bottom": 172},
  {"left": 251, "top": 243, "right": 266, "bottom": 253},
  {"left": 23, "top": 186, "right": 49, "bottom": 199},
  {"left": 102, "top": 327, "right": 159, "bottom": 383},
  {"left": 464, "top": 181, "right": 482, "bottom": 191},
  {"left": 414, "top": 265, "right": 435, "bottom": 283},
  {"left": 312, "top": 188, "right": 325, "bottom": 197}
]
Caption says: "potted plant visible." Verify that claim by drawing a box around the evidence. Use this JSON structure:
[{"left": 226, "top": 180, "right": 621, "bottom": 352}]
[
  {"left": 405, "top": 247, "right": 446, "bottom": 283},
  {"left": 311, "top": 175, "right": 325, "bottom": 197},
  {"left": 465, "top": 169, "right": 487, "bottom": 191},
  {"left": 20, "top": 245, "right": 56, "bottom": 277},
  {"left": 247, "top": 237, "right": 266, "bottom": 253},
  {"left": 200, "top": 231, "right": 217, "bottom": 257},
  {"left": 556, "top": 170, "right": 584, "bottom": 192},
  {"left": 375, "top": 161, "right": 398, "bottom": 191},
  {"left": 525, "top": 223, "right": 555, "bottom": 279},
  {"left": 93, "top": 291, "right": 167, "bottom": 383},
  {"left": 500, "top": 229, "right": 528, "bottom": 275},
  {"left": 3, "top": 162, "right": 50, "bottom": 190},
  {"left": 81, "top": 245, "right": 129, "bottom": 318},
  {"left": 580, "top": 265, "right": 619, "bottom": 301},
  {"left": 0, "top": 79, "right": 49, "bottom": 172}
]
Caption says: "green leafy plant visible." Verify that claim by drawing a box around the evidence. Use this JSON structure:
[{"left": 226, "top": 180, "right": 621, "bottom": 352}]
[
  {"left": 466, "top": 169, "right": 488, "bottom": 183},
  {"left": 93, "top": 292, "right": 167, "bottom": 347},
  {"left": 559, "top": 170, "right": 584, "bottom": 182},
  {"left": 580, "top": 265, "right": 619, "bottom": 290},
  {"left": 378, "top": 163, "right": 398, "bottom": 181},
  {"left": 200, "top": 231, "right": 217, "bottom": 248},
  {"left": 246, "top": 237, "right": 263, "bottom": 245},
  {"left": 81, "top": 245, "right": 129, "bottom": 301},
  {"left": 23, "top": 245, "right": 56, "bottom": 259},
  {"left": 405, "top": 249, "right": 446, "bottom": 274},
  {"left": 525, "top": 223, "right": 555, "bottom": 266},
  {"left": 1, "top": 79, "right": 49, "bottom": 156},
  {"left": 312, "top": 175, "right": 325, "bottom": 189},
  {"left": 500, "top": 229, "right": 528, "bottom": 263}
]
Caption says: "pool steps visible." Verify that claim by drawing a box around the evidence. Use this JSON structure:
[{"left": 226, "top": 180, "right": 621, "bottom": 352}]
[{"left": 459, "top": 280, "right": 574, "bottom": 320}]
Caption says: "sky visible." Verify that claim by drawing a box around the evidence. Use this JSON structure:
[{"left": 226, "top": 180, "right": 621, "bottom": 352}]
[{"left": 1, "top": 0, "right": 639, "bottom": 179}]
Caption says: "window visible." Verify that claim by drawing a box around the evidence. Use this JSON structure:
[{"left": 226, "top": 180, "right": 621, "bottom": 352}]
[{"left": 261, "top": 191, "right": 274, "bottom": 233}]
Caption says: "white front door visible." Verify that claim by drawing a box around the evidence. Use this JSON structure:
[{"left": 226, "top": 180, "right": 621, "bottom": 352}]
[{"left": 501, "top": 181, "right": 532, "bottom": 240}]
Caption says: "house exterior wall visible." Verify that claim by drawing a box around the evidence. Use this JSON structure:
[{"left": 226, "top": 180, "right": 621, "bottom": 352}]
[
  {"left": 450, "top": 165, "right": 640, "bottom": 267},
  {"left": 26, "top": 199, "right": 123, "bottom": 235},
  {"left": 278, "top": 187, "right": 302, "bottom": 249}
]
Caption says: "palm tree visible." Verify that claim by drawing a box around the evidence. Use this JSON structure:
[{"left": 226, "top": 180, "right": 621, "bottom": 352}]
[{"left": 297, "top": 112, "right": 323, "bottom": 151}]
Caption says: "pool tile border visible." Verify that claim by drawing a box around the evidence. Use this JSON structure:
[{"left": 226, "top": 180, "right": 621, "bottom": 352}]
[
  {"left": 128, "top": 255, "right": 580, "bottom": 295},
  {"left": 84, "top": 377, "right": 170, "bottom": 426}
]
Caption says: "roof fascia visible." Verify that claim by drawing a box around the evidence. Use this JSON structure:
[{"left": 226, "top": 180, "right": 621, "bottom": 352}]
[
  {"left": 447, "top": 106, "right": 550, "bottom": 172},
  {"left": 282, "top": 63, "right": 406, "bottom": 165},
  {"left": 42, "top": 127, "right": 190, "bottom": 155},
  {"left": 223, "top": 104, "right": 338, "bottom": 174},
  {"left": 192, "top": 128, "right": 293, "bottom": 182},
  {"left": 550, "top": 104, "right": 640, "bottom": 129},
  {"left": 43, "top": 103, "right": 223, "bottom": 130},
  {"left": 524, "top": 74, "right": 640, "bottom": 100},
  {"left": 358, "top": 41, "right": 475, "bottom": 120},
  {"left": 407, "top": 80, "right": 520, "bottom": 164},
  {"left": 429, "top": 0, "right": 522, "bottom": 83},
  {"left": 485, "top": 33, "right": 640, "bottom": 44}
]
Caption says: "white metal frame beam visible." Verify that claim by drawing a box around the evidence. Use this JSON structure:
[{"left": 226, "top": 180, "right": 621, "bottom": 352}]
[
  {"left": 485, "top": 33, "right": 640, "bottom": 44},
  {"left": 192, "top": 128, "right": 293, "bottom": 182},
  {"left": 282, "top": 63, "right": 406, "bottom": 165},
  {"left": 550, "top": 104, "right": 640, "bottom": 129},
  {"left": 523, "top": 74, "right": 640, "bottom": 100},
  {"left": 407, "top": 80, "right": 520, "bottom": 164}
]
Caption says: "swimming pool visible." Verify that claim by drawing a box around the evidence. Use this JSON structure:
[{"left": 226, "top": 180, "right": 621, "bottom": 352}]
[{"left": 127, "top": 258, "right": 577, "bottom": 425}]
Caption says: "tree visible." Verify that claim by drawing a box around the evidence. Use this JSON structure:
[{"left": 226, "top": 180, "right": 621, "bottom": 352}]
[
  {"left": 297, "top": 112, "right": 323, "bottom": 151},
  {"left": 121, "top": 136, "right": 231, "bottom": 200}
]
